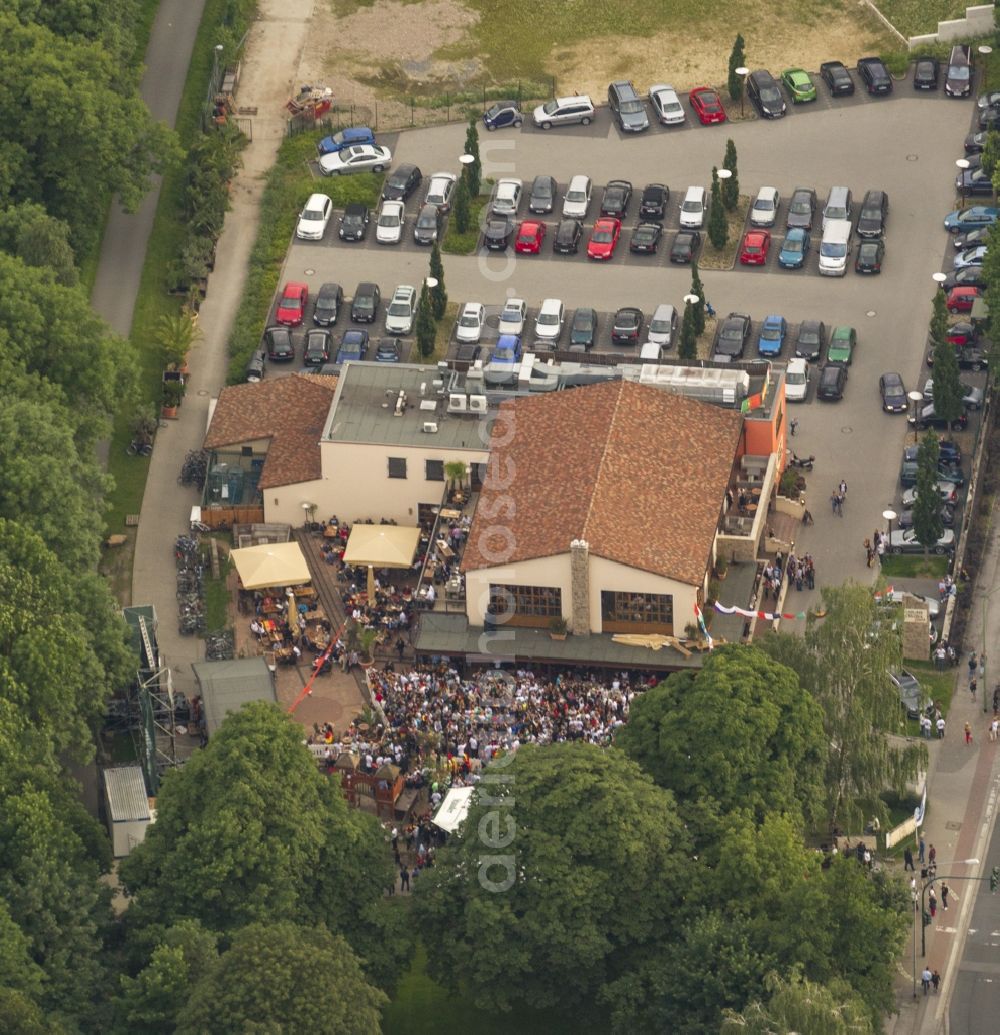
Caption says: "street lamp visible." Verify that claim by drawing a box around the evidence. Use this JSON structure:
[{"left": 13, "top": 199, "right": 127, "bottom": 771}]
[
  {"left": 683, "top": 293, "right": 699, "bottom": 306},
  {"left": 736, "top": 66, "right": 749, "bottom": 117},
  {"left": 908, "top": 390, "right": 924, "bottom": 443},
  {"left": 956, "top": 158, "right": 970, "bottom": 209},
  {"left": 932, "top": 271, "right": 947, "bottom": 287},
  {"left": 213, "top": 43, "right": 223, "bottom": 87},
  {"left": 425, "top": 276, "right": 438, "bottom": 290},
  {"left": 883, "top": 509, "right": 897, "bottom": 550}
]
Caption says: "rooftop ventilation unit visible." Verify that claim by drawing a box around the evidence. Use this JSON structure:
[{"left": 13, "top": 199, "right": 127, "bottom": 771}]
[
  {"left": 448, "top": 394, "right": 468, "bottom": 413},
  {"left": 422, "top": 421, "right": 439, "bottom": 434},
  {"left": 468, "top": 395, "right": 488, "bottom": 414},
  {"left": 419, "top": 399, "right": 437, "bottom": 412},
  {"left": 393, "top": 390, "right": 406, "bottom": 416}
]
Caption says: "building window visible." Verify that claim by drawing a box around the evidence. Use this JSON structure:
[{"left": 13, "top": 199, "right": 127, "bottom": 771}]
[
  {"left": 488, "top": 584, "right": 562, "bottom": 629},
  {"left": 600, "top": 591, "right": 674, "bottom": 635},
  {"left": 425, "top": 459, "right": 444, "bottom": 481},
  {"left": 388, "top": 457, "right": 407, "bottom": 479}
]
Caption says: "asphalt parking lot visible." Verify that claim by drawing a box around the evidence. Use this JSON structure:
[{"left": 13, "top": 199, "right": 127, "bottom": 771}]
[{"left": 277, "top": 71, "right": 984, "bottom": 608}]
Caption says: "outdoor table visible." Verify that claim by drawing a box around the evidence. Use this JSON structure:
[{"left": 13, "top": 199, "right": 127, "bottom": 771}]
[{"left": 324, "top": 525, "right": 340, "bottom": 538}]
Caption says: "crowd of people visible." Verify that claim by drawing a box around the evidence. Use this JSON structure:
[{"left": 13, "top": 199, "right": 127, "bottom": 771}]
[{"left": 760, "top": 547, "right": 816, "bottom": 600}]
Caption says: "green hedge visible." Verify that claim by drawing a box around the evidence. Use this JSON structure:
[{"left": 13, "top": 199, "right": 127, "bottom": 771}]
[{"left": 226, "top": 131, "right": 382, "bottom": 382}]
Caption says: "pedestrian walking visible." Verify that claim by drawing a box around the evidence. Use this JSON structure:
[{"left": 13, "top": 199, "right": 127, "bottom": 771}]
[
  {"left": 904, "top": 847, "right": 915, "bottom": 871},
  {"left": 941, "top": 881, "right": 952, "bottom": 910},
  {"left": 937, "top": 715, "right": 946, "bottom": 738},
  {"left": 932, "top": 970, "right": 941, "bottom": 994},
  {"left": 971, "top": 676, "right": 978, "bottom": 700},
  {"left": 399, "top": 866, "right": 410, "bottom": 892},
  {"left": 990, "top": 716, "right": 999, "bottom": 742},
  {"left": 969, "top": 652, "right": 978, "bottom": 680},
  {"left": 831, "top": 491, "right": 839, "bottom": 515},
  {"left": 965, "top": 721, "right": 973, "bottom": 745},
  {"left": 922, "top": 967, "right": 932, "bottom": 995},
  {"left": 705, "top": 300, "right": 716, "bottom": 318},
  {"left": 919, "top": 836, "right": 926, "bottom": 864},
  {"left": 864, "top": 538, "right": 873, "bottom": 568},
  {"left": 789, "top": 416, "right": 797, "bottom": 436},
  {"left": 839, "top": 478, "right": 847, "bottom": 496},
  {"left": 929, "top": 888, "right": 937, "bottom": 918},
  {"left": 921, "top": 713, "right": 932, "bottom": 738},
  {"left": 993, "top": 685, "right": 1000, "bottom": 712},
  {"left": 929, "top": 843, "right": 937, "bottom": 867}
]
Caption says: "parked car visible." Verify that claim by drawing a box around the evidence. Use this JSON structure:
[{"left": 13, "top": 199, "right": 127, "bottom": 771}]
[
  {"left": 425, "top": 172, "right": 458, "bottom": 212},
  {"left": 455, "top": 342, "right": 481, "bottom": 365},
  {"left": 740, "top": 229, "right": 771, "bottom": 265},
  {"left": 412, "top": 203, "right": 443, "bottom": 245},
  {"left": 319, "top": 144, "right": 392, "bottom": 175},
  {"left": 264, "top": 325, "right": 294, "bottom": 361},
  {"left": 338, "top": 203, "right": 369, "bottom": 241},
  {"left": 794, "top": 320, "right": 826, "bottom": 361},
  {"left": 528, "top": 174, "right": 557, "bottom": 214},
  {"left": 553, "top": 218, "right": 583, "bottom": 254},
  {"left": 927, "top": 344, "right": 990, "bottom": 370},
  {"left": 904, "top": 441, "right": 962, "bottom": 466},
  {"left": 944, "top": 206, "right": 998, "bottom": 233},
  {"left": 312, "top": 282, "right": 344, "bottom": 326},
  {"left": 786, "top": 187, "right": 817, "bottom": 230},
  {"left": 534, "top": 298, "right": 565, "bottom": 342},
  {"left": 303, "top": 328, "right": 332, "bottom": 366},
  {"left": 898, "top": 505, "right": 956, "bottom": 530},
  {"left": 857, "top": 56, "right": 892, "bottom": 94},
  {"left": 374, "top": 337, "right": 402, "bottom": 362},
  {"left": 350, "top": 282, "right": 380, "bottom": 323},
  {"left": 562, "top": 175, "right": 592, "bottom": 218},
  {"left": 712, "top": 312, "right": 751, "bottom": 362},
  {"left": 384, "top": 285, "right": 417, "bottom": 335},
  {"left": 965, "top": 130, "right": 988, "bottom": 154},
  {"left": 922, "top": 378, "right": 983, "bottom": 411},
  {"left": 482, "top": 100, "right": 523, "bottom": 130},
  {"left": 296, "top": 193, "right": 333, "bottom": 240},
  {"left": 569, "top": 307, "right": 598, "bottom": 350},
  {"left": 747, "top": 69, "right": 787, "bottom": 117},
  {"left": 670, "top": 230, "right": 701, "bottom": 263},
  {"left": 276, "top": 282, "right": 308, "bottom": 326},
  {"left": 587, "top": 217, "right": 622, "bottom": 260},
  {"left": 532, "top": 95, "right": 595, "bottom": 129},
  {"left": 486, "top": 334, "right": 523, "bottom": 377},
  {"left": 750, "top": 186, "right": 780, "bottom": 228},
  {"left": 689, "top": 86, "right": 727, "bottom": 124},
  {"left": 827, "top": 325, "right": 856, "bottom": 365},
  {"left": 646, "top": 304, "right": 678, "bottom": 350},
  {"left": 381, "top": 163, "right": 422, "bottom": 201},
  {"left": 945, "top": 322, "right": 980, "bottom": 346},
  {"left": 913, "top": 57, "right": 940, "bottom": 90},
  {"left": 947, "top": 286, "right": 982, "bottom": 313},
  {"left": 910, "top": 403, "right": 969, "bottom": 431},
  {"left": 640, "top": 183, "right": 669, "bottom": 220},
  {"left": 820, "top": 60, "right": 855, "bottom": 96},
  {"left": 954, "top": 245, "right": 987, "bottom": 270},
  {"left": 498, "top": 298, "right": 527, "bottom": 336},
  {"left": 901, "top": 481, "right": 959, "bottom": 507},
  {"left": 601, "top": 180, "right": 632, "bottom": 217},
  {"left": 317, "top": 126, "right": 376, "bottom": 156},
  {"left": 456, "top": 302, "right": 486, "bottom": 343},
  {"left": 855, "top": 239, "right": 885, "bottom": 274},
  {"left": 679, "top": 186, "right": 706, "bottom": 229},
  {"left": 648, "top": 83, "right": 686, "bottom": 125},
  {"left": 245, "top": 348, "right": 265, "bottom": 382},
  {"left": 608, "top": 80, "right": 649, "bottom": 132},
  {"left": 891, "top": 670, "right": 933, "bottom": 718},
  {"left": 888, "top": 528, "right": 955, "bottom": 555},
  {"left": 778, "top": 227, "right": 810, "bottom": 269},
  {"left": 952, "top": 224, "right": 990, "bottom": 251},
  {"left": 857, "top": 190, "right": 888, "bottom": 238},
  {"left": 375, "top": 200, "right": 405, "bottom": 244},
  {"left": 515, "top": 220, "right": 547, "bottom": 254},
  {"left": 816, "top": 363, "right": 848, "bottom": 400},
  {"left": 629, "top": 222, "right": 662, "bottom": 254},
  {"left": 785, "top": 357, "right": 809, "bottom": 402},
  {"left": 957, "top": 167, "right": 995, "bottom": 196},
  {"left": 757, "top": 314, "right": 786, "bottom": 356},
  {"left": 483, "top": 216, "right": 514, "bottom": 251},
  {"left": 611, "top": 306, "right": 643, "bottom": 345},
  {"left": 781, "top": 67, "right": 817, "bottom": 102},
  {"left": 492, "top": 177, "right": 523, "bottom": 217},
  {"left": 944, "top": 44, "right": 972, "bottom": 98},
  {"left": 879, "top": 371, "right": 907, "bottom": 412},
  {"left": 336, "top": 329, "right": 369, "bottom": 363}
]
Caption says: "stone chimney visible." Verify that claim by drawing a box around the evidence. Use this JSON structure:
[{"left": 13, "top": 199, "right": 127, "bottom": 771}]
[{"left": 569, "top": 539, "right": 591, "bottom": 637}]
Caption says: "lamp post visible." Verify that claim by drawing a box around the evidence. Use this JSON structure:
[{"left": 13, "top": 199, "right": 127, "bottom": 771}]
[
  {"left": 956, "top": 158, "right": 970, "bottom": 209},
  {"left": 919, "top": 860, "right": 982, "bottom": 958},
  {"left": 979, "top": 45, "right": 993, "bottom": 91},
  {"left": 932, "top": 271, "right": 947, "bottom": 289},
  {"left": 736, "top": 66, "right": 749, "bottom": 117},
  {"left": 883, "top": 509, "right": 897, "bottom": 551},
  {"left": 213, "top": 43, "right": 223, "bottom": 88},
  {"left": 908, "top": 390, "right": 924, "bottom": 444},
  {"left": 459, "top": 151, "right": 475, "bottom": 188}
]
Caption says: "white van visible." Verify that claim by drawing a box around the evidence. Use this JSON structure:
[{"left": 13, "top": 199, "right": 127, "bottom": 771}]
[
  {"left": 818, "top": 219, "right": 851, "bottom": 276},
  {"left": 785, "top": 358, "right": 809, "bottom": 402},
  {"left": 679, "top": 186, "right": 706, "bottom": 229},
  {"left": 822, "top": 186, "right": 852, "bottom": 232}
]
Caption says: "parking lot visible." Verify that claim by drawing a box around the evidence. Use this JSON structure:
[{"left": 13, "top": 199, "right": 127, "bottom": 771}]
[{"left": 276, "top": 72, "right": 983, "bottom": 610}]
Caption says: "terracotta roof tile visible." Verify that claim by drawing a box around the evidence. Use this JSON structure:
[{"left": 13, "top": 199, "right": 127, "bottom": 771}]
[
  {"left": 463, "top": 380, "right": 744, "bottom": 585},
  {"left": 204, "top": 374, "right": 338, "bottom": 489}
]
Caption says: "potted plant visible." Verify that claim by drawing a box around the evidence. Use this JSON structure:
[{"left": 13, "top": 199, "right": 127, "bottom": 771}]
[
  {"left": 444, "top": 460, "right": 468, "bottom": 502},
  {"left": 715, "top": 555, "right": 729, "bottom": 580},
  {"left": 161, "top": 379, "right": 185, "bottom": 419},
  {"left": 549, "top": 616, "right": 568, "bottom": 640},
  {"left": 156, "top": 309, "right": 203, "bottom": 374},
  {"left": 345, "top": 620, "right": 380, "bottom": 667}
]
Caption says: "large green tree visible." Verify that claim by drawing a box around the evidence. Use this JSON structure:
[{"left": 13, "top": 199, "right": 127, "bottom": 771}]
[
  {"left": 679, "top": 299, "right": 698, "bottom": 360},
  {"left": 617, "top": 645, "right": 827, "bottom": 829},
  {"left": 759, "top": 583, "right": 926, "bottom": 831},
  {"left": 721, "top": 971, "right": 876, "bottom": 1034},
  {"left": 929, "top": 288, "right": 963, "bottom": 424},
  {"left": 912, "top": 433, "right": 945, "bottom": 555},
  {"left": 429, "top": 241, "right": 447, "bottom": 319},
  {"left": 452, "top": 173, "right": 471, "bottom": 234},
  {"left": 728, "top": 34, "right": 747, "bottom": 102},
  {"left": 414, "top": 742, "right": 690, "bottom": 1016},
  {"left": 0, "top": 202, "right": 77, "bottom": 285},
  {"left": 708, "top": 167, "right": 728, "bottom": 250},
  {"left": 415, "top": 282, "right": 437, "bottom": 359},
  {"left": 463, "top": 115, "right": 482, "bottom": 198},
  {"left": 690, "top": 261, "right": 706, "bottom": 335},
  {"left": 722, "top": 139, "right": 739, "bottom": 211}
]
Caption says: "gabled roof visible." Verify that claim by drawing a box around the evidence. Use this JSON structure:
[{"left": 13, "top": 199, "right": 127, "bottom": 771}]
[
  {"left": 204, "top": 373, "right": 337, "bottom": 489},
  {"left": 462, "top": 380, "right": 744, "bottom": 585}
]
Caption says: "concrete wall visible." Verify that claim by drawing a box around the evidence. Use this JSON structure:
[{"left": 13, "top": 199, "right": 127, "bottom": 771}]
[
  {"left": 465, "top": 554, "right": 571, "bottom": 626},
  {"left": 907, "top": 4, "right": 994, "bottom": 47},
  {"left": 588, "top": 555, "right": 697, "bottom": 634}
]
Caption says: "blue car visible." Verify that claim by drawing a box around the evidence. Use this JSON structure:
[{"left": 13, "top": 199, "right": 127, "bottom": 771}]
[
  {"left": 336, "top": 329, "right": 369, "bottom": 363},
  {"left": 482, "top": 100, "right": 524, "bottom": 130},
  {"left": 490, "top": 334, "right": 522, "bottom": 367},
  {"left": 944, "top": 206, "right": 999, "bottom": 234},
  {"left": 778, "top": 227, "right": 810, "bottom": 269},
  {"left": 757, "top": 314, "right": 787, "bottom": 356},
  {"left": 317, "top": 126, "right": 376, "bottom": 157}
]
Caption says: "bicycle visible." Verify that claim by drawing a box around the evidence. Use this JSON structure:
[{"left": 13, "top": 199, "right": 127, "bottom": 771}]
[{"left": 126, "top": 439, "right": 153, "bottom": 457}]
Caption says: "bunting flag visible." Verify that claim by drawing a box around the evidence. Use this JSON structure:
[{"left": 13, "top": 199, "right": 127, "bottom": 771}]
[
  {"left": 693, "top": 602, "right": 713, "bottom": 649},
  {"left": 714, "top": 601, "right": 825, "bottom": 621}
]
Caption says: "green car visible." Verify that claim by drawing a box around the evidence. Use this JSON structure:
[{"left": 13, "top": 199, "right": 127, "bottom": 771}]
[
  {"left": 782, "top": 68, "right": 817, "bottom": 103},
  {"left": 827, "top": 325, "right": 856, "bottom": 365}
]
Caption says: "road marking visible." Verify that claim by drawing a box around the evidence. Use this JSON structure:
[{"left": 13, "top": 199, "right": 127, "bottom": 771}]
[{"left": 935, "top": 926, "right": 957, "bottom": 934}]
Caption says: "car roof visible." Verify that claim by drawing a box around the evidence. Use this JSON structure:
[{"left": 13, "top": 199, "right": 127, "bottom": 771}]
[
  {"left": 554, "top": 95, "right": 592, "bottom": 104},
  {"left": 787, "top": 357, "right": 807, "bottom": 371},
  {"left": 568, "top": 174, "right": 590, "bottom": 187},
  {"left": 461, "top": 301, "right": 484, "bottom": 313},
  {"left": 392, "top": 285, "right": 415, "bottom": 298}
]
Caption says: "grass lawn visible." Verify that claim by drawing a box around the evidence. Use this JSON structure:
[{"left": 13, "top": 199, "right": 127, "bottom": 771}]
[
  {"left": 203, "top": 557, "right": 234, "bottom": 633},
  {"left": 441, "top": 198, "right": 489, "bottom": 256},
  {"left": 874, "top": 1, "right": 968, "bottom": 39},
  {"left": 383, "top": 944, "right": 608, "bottom": 1035},
  {"left": 879, "top": 554, "right": 950, "bottom": 579}
]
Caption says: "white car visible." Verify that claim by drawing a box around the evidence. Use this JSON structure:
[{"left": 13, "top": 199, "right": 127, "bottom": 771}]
[
  {"left": 563, "top": 175, "right": 592, "bottom": 219},
  {"left": 888, "top": 528, "right": 955, "bottom": 555},
  {"left": 533, "top": 298, "right": 565, "bottom": 343},
  {"left": 295, "top": 193, "right": 333, "bottom": 240},
  {"left": 750, "top": 186, "right": 780, "bottom": 228},
  {"left": 318, "top": 144, "right": 392, "bottom": 176},
  {"left": 375, "top": 200, "right": 405, "bottom": 244},
  {"left": 679, "top": 186, "right": 706, "bottom": 229},
  {"left": 886, "top": 590, "right": 941, "bottom": 619},
  {"left": 648, "top": 83, "right": 685, "bottom": 125},
  {"left": 425, "top": 172, "right": 458, "bottom": 212},
  {"left": 492, "top": 177, "right": 523, "bottom": 217},
  {"left": 385, "top": 285, "right": 417, "bottom": 334},
  {"left": 785, "top": 357, "right": 809, "bottom": 402},
  {"left": 901, "top": 481, "right": 959, "bottom": 508},
  {"left": 456, "top": 302, "right": 486, "bottom": 344},
  {"left": 498, "top": 298, "right": 527, "bottom": 336}
]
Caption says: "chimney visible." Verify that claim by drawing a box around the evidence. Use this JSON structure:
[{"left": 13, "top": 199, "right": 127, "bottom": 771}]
[{"left": 569, "top": 539, "right": 590, "bottom": 637}]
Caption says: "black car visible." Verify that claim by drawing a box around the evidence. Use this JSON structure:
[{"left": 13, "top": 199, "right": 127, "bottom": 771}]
[
  {"left": 381, "top": 163, "right": 422, "bottom": 201},
  {"left": 482, "top": 100, "right": 523, "bottom": 130},
  {"left": 904, "top": 441, "right": 962, "bottom": 466},
  {"left": 303, "top": 328, "right": 331, "bottom": 366},
  {"left": 978, "top": 106, "right": 1000, "bottom": 130},
  {"left": 942, "top": 266, "right": 986, "bottom": 291},
  {"left": 245, "top": 348, "right": 266, "bottom": 382},
  {"left": 611, "top": 307, "right": 643, "bottom": 345},
  {"left": 483, "top": 216, "right": 514, "bottom": 251},
  {"left": 817, "top": 363, "right": 848, "bottom": 400},
  {"left": 957, "top": 167, "right": 994, "bottom": 197},
  {"left": 786, "top": 187, "right": 817, "bottom": 231},
  {"left": 601, "top": 180, "right": 632, "bottom": 218},
  {"left": 944, "top": 44, "right": 972, "bottom": 98},
  {"left": 455, "top": 342, "right": 482, "bottom": 364},
  {"left": 413, "top": 203, "right": 443, "bottom": 245},
  {"left": 640, "top": 183, "right": 669, "bottom": 220},
  {"left": 264, "top": 325, "right": 294, "bottom": 362},
  {"left": 374, "top": 337, "right": 402, "bottom": 362},
  {"left": 351, "top": 282, "right": 380, "bottom": 323},
  {"left": 978, "top": 89, "right": 1000, "bottom": 110},
  {"left": 747, "top": 69, "right": 787, "bottom": 118},
  {"left": 712, "top": 312, "right": 751, "bottom": 362},
  {"left": 855, "top": 239, "right": 884, "bottom": 274},
  {"left": 794, "top": 320, "right": 827, "bottom": 361},
  {"left": 629, "top": 223, "right": 662, "bottom": 254},
  {"left": 569, "top": 307, "right": 598, "bottom": 350},
  {"left": 820, "top": 60, "right": 855, "bottom": 96},
  {"left": 338, "top": 203, "right": 369, "bottom": 241},
  {"left": 857, "top": 57, "right": 892, "bottom": 95},
  {"left": 312, "top": 282, "right": 344, "bottom": 326},
  {"left": 857, "top": 190, "right": 888, "bottom": 238},
  {"left": 965, "top": 131, "right": 988, "bottom": 154},
  {"left": 899, "top": 504, "right": 956, "bottom": 530},
  {"left": 670, "top": 230, "right": 700, "bottom": 263},
  {"left": 927, "top": 344, "right": 989, "bottom": 371},
  {"left": 553, "top": 218, "right": 583, "bottom": 254},
  {"left": 879, "top": 371, "right": 907, "bottom": 412},
  {"left": 911, "top": 403, "right": 969, "bottom": 431},
  {"left": 913, "top": 57, "right": 940, "bottom": 90},
  {"left": 528, "top": 174, "right": 557, "bottom": 214},
  {"left": 953, "top": 225, "right": 990, "bottom": 251}
]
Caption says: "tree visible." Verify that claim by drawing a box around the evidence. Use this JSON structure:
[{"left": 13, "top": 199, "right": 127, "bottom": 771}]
[
  {"left": 982, "top": 130, "right": 1000, "bottom": 179},
  {"left": 415, "top": 282, "right": 437, "bottom": 358},
  {"left": 176, "top": 922, "right": 387, "bottom": 1035},
  {"left": 721, "top": 971, "right": 876, "bottom": 1034},
  {"left": 453, "top": 173, "right": 471, "bottom": 234},
  {"left": 429, "top": 241, "right": 447, "bottom": 319},
  {"left": 708, "top": 167, "right": 728, "bottom": 249},
  {"left": 690, "top": 261, "right": 706, "bottom": 335},
  {"left": 154, "top": 311, "right": 202, "bottom": 370},
  {"left": 912, "top": 433, "right": 945, "bottom": 555},
  {"left": 617, "top": 645, "right": 827, "bottom": 829},
  {"left": 930, "top": 288, "right": 963, "bottom": 424},
  {"left": 0, "top": 202, "right": 77, "bottom": 286},
  {"left": 463, "top": 115, "right": 482, "bottom": 198},
  {"left": 722, "top": 138, "right": 739, "bottom": 211},
  {"left": 679, "top": 299, "right": 698, "bottom": 360},
  {"left": 759, "top": 583, "right": 926, "bottom": 831},
  {"left": 415, "top": 743, "right": 690, "bottom": 1016},
  {"left": 728, "top": 34, "right": 747, "bottom": 102}
]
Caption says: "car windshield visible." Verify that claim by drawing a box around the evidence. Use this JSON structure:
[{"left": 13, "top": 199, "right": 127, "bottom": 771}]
[
  {"left": 282, "top": 296, "right": 301, "bottom": 310},
  {"left": 861, "top": 205, "right": 880, "bottom": 220},
  {"left": 799, "top": 331, "right": 818, "bottom": 345},
  {"left": 650, "top": 318, "right": 671, "bottom": 332},
  {"left": 459, "top": 314, "right": 480, "bottom": 327},
  {"left": 787, "top": 370, "right": 807, "bottom": 385},
  {"left": 343, "top": 213, "right": 363, "bottom": 225},
  {"left": 486, "top": 104, "right": 504, "bottom": 117},
  {"left": 664, "top": 99, "right": 682, "bottom": 111},
  {"left": 951, "top": 66, "right": 971, "bottom": 80},
  {"left": 821, "top": 242, "right": 847, "bottom": 258},
  {"left": 620, "top": 100, "right": 643, "bottom": 113},
  {"left": 517, "top": 233, "right": 534, "bottom": 244},
  {"left": 388, "top": 302, "right": 410, "bottom": 316},
  {"left": 417, "top": 214, "right": 436, "bottom": 228},
  {"left": 593, "top": 229, "right": 613, "bottom": 243},
  {"left": 791, "top": 198, "right": 810, "bottom": 214},
  {"left": 761, "top": 86, "right": 781, "bottom": 102},
  {"left": 494, "top": 345, "right": 516, "bottom": 360},
  {"left": 762, "top": 326, "right": 780, "bottom": 339},
  {"left": 303, "top": 209, "right": 324, "bottom": 220},
  {"left": 784, "top": 238, "right": 803, "bottom": 253},
  {"left": 542, "top": 100, "right": 559, "bottom": 114},
  {"left": 755, "top": 198, "right": 774, "bottom": 212},
  {"left": 681, "top": 200, "right": 702, "bottom": 212},
  {"left": 501, "top": 305, "right": 522, "bottom": 319},
  {"left": 566, "top": 189, "right": 587, "bottom": 202},
  {"left": 378, "top": 211, "right": 399, "bottom": 226},
  {"left": 533, "top": 181, "right": 553, "bottom": 199},
  {"left": 538, "top": 312, "right": 558, "bottom": 325},
  {"left": 701, "top": 94, "right": 720, "bottom": 109}
]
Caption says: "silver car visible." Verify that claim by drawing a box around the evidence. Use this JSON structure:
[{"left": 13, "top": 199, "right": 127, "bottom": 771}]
[
  {"left": 492, "top": 178, "right": 523, "bottom": 217},
  {"left": 563, "top": 175, "right": 592, "bottom": 219},
  {"left": 648, "top": 83, "right": 685, "bottom": 125},
  {"left": 750, "top": 186, "right": 780, "bottom": 228},
  {"left": 384, "top": 285, "right": 416, "bottom": 335},
  {"left": 532, "top": 95, "right": 595, "bottom": 129},
  {"left": 318, "top": 144, "right": 392, "bottom": 176},
  {"left": 424, "top": 172, "right": 457, "bottom": 213}
]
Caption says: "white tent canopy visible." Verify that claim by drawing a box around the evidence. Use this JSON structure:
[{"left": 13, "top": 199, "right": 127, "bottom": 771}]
[
  {"left": 231, "top": 541, "right": 310, "bottom": 590},
  {"left": 432, "top": 786, "right": 475, "bottom": 833},
  {"left": 342, "top": 524, "right": 421, "bottom": 568}
]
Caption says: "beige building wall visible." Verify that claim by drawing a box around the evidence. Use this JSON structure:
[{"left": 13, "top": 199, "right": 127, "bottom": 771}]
[
  {"left": 263, "top": 477, "right": 328, "bottom": 526},
  {"left": 465, "top": 554, "right": 572, "bottom": 627},
  {"left": 587, "top": 555, "right": 699, "bottom": 633}
]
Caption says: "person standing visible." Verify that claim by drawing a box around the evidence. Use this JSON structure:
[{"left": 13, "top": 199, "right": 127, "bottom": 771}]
[
  {"left": 991, "top": 715, "right": 999, "bottom": 742},
  {"left": 929, "top": 843, "right": 937, "bottom": 868},
  {"left": 971, "top": 677, "right": 978, "bottom": 700},
  {"left": 839, "top": 478, "right": 847, "bottom": 497},
  {"left": 937, "top": 715, "right": 946, "bottom": 739},
  {"left": 929, "top": 887, "right": 937, "bottom": 918},
  {"left": 932, "top": 970, "right": 941, "bottom": 994},
  {"left": 399, "top": 866, "right": 410, "bottom": 892},
  {"left": 904, "top": 847, "right": 915, "bottom": 872},
  {"left": 922, "top": 967, "right": 932, "bottom": 996},
  {"left": 941, "top": 881, "right": 951, "bottom": 910},
  {"left": 965, "top": 721, "right": 973, "bottom": 746},
  {"left": 919, "top": 836, "right": 926, "bottom": 864},
  {"left": 969, "top": 652, "right": 978, "bottom": 681}
]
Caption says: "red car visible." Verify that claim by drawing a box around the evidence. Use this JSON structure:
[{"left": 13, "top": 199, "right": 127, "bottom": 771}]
[
  {"left": 276, "top": 281, "right": 308, "bottom": 325},
  {"left": 587, "top": 217, "right": 622, "bottom": 260},
  {"left": 689, "top": 86, "right": 727, "bottom": 125},
  {"left": 947, "top": 285, "right": 981, "bottom": 314},
  {"left": 946, "top": 322, "right": 978, "bottom": 346},
  {"left": 514, "top": 220, "right": 546, "bottom": 254},
  {"left": 739, "top": 229, "right": 771, "bottom": 265}
]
